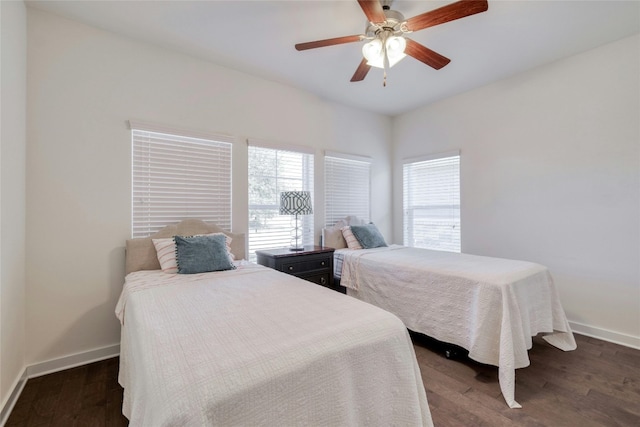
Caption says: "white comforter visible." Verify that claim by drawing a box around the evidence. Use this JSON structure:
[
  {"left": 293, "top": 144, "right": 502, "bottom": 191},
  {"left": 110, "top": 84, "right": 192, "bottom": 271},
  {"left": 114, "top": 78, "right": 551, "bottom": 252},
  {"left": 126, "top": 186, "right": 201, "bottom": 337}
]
[
  {"left": 339, "top": 245, "right": 576, "bottom": 409},
  {"left": 116, "top": 262, "right": 433, "bottom": 426}
]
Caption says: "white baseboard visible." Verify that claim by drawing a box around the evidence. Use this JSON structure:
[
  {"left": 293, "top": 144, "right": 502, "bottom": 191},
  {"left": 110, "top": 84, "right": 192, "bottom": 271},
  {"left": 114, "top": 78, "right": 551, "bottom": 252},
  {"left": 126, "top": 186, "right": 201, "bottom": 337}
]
[
  {"left": 27, "top": 344, "right": 120, "bottom": 378},
  {"left": 0, "top": 367, "right": 27, "bottom": 427},
  {"left": 570, "top": 321, "right": 640, "bottom": 350}
]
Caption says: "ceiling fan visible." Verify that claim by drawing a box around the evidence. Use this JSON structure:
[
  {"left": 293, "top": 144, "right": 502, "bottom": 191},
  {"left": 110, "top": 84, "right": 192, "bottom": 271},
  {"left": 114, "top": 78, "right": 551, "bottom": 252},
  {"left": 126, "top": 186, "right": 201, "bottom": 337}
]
[{"left": 295, "top": 0, "right": 489, "bottom": 85}]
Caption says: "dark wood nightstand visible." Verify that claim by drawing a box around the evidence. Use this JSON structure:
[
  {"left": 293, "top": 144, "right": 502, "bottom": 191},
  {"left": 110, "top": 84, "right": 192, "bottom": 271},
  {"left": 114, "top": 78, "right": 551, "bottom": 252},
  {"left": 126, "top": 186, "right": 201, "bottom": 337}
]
[{"left": 255, "top": 246, "right": 336, "bottom": 290}]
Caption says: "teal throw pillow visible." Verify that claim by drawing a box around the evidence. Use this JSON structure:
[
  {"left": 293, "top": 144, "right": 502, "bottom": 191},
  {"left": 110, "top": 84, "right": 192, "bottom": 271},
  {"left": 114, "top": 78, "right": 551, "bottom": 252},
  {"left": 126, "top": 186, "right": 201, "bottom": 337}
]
[
  {"left": 349, "top": 223, "right": 387, "bottom": 249},
  {"left": 175, "top": 234, "right": 236, "bottom": 274}
]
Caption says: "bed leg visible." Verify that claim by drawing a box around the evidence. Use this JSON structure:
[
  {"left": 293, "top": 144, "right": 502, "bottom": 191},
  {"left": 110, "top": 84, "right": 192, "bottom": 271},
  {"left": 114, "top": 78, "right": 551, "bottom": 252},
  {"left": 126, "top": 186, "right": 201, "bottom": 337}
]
[{"left": 444, "top": 347, "right": 462, "bottom": 360}]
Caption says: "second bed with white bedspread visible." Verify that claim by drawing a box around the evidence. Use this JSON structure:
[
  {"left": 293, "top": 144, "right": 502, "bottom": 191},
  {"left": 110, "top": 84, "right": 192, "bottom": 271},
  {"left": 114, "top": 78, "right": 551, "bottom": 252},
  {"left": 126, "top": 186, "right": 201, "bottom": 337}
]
[{"left": 337, "top": 244, "right": 576, "bottom": 408}]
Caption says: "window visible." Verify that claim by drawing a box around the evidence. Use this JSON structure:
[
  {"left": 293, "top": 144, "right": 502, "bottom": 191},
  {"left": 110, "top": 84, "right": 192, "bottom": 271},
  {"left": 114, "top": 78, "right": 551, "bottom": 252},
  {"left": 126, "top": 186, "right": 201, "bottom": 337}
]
[
  {"left": 403, "top": 151, "right": 460, "bottom": 252},
  {"left": 248, "top": 141, "right": 314, "bottom": 261},
  {"left": 324, "top": 152, "right": 371, "bottom": 227},
  {"left": 131, "top": 122, "right": 233, "bottom": 238}
]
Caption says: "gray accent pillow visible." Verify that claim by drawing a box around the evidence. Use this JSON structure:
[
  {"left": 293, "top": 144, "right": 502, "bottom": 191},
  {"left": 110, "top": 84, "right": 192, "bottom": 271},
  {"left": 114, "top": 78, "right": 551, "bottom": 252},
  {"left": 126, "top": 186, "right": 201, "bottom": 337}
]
[
  {"left": 350, "top": 223, "right": 388, "bottom": 249},
  {"left": 175, "top": 234, "right": 236, "bottom": 274}
]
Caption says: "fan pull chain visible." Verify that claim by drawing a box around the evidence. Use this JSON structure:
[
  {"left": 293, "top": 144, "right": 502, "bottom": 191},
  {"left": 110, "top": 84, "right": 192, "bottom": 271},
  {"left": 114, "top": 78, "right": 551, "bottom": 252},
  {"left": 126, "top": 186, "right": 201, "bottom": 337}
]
[{"left": 382, "top": 33, "right": 388, "bottom": 87}]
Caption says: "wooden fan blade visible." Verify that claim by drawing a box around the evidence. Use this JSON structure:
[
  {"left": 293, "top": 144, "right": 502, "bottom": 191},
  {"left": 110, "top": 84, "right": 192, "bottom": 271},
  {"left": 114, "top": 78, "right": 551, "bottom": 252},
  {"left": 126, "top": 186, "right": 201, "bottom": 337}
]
[
  {"left": 351, "top": 58, "right": 372, "bottom": 82},
  {"left": 405, "top": 0, "right": 488, "bottom": 32},
  {"left": 295, "top": 35, "right": 362, "bottom": 51},
  {"left": 358, "top": 0, "right": 386, "bottom": 23},
  {"left": 405, "top": 39, "right": 451, "bottom": 70}
]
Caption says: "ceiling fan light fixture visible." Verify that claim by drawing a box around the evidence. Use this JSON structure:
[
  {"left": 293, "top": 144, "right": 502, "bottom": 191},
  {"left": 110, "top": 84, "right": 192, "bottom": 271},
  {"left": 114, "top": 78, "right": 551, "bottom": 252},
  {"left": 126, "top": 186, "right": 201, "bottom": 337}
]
[
  {"left": 363, "top": 34, "right": 406, "bottom": 69},
  {"left": 385, "top": 35, "right": 406, "bottom": 67},
  {"left": 362, "top": 39, "right": 383, "bottom": 65}
]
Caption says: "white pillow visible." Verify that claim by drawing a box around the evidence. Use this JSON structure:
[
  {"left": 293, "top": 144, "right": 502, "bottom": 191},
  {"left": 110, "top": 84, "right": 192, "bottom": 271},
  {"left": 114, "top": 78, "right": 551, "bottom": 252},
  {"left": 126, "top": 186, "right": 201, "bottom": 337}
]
[
  {"left": 152, "top": 233, "right": 234, "bottom": 274},
  {"left": 341, "top": 226, "right": 363, "bottom": 250},
  {"left": 152, "top": 237, "right": 180, "bottom": 273}
]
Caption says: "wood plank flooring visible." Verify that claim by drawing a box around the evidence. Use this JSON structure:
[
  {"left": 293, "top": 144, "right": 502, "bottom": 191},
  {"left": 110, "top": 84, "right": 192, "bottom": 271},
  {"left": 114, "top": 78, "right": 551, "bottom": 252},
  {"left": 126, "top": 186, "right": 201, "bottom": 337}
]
[
  {"left": 413, "top": 333, "right": 640, "bottom": 427},
  {"left": 5, "top": 357, "right": 126, "bottom": 427},
  {"left": 5, "top": 333, "right": 640, "bottom": 426}
]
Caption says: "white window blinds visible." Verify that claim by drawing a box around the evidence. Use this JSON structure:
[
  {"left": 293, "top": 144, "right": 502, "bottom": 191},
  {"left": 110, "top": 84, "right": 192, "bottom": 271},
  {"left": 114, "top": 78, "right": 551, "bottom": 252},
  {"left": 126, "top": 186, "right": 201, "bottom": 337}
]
[
  {"left": 403, "top": 151, "right": 460, "bottom": 252},
  {"left": 324, "top": 152, "right": 371, "bottom": 227},
  {"left": 248, "top": 142, "right": 314, "bottom": 260},
  {"left": 131, "top": 125, "right": 233, "bottom": 238}
]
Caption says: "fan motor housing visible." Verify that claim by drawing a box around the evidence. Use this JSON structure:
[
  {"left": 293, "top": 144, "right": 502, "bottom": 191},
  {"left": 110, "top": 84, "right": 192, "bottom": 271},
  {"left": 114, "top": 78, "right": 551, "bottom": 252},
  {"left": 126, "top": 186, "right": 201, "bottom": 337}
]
[{"left": 365, "top": 9, "right": 406, "bottom": 37}]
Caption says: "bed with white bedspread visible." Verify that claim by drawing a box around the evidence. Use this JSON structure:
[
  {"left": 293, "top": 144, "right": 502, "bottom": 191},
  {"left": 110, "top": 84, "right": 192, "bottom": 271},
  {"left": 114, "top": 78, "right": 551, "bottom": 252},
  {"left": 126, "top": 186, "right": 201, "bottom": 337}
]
[
  {"left": 116, "top": 220, "right": 433, "bottom": 426},
  {"left": 335, "top": 244, "right": 576, "bottom": 409}
]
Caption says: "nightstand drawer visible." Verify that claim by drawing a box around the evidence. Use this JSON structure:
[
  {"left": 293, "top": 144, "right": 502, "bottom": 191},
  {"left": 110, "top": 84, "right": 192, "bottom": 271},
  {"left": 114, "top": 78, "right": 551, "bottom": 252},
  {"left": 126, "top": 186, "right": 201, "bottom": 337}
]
[
  {"left": 299, "top": 272, "right": 331, "bottom": 288},
  {"left": 255, "top": 246, "right": 336, "bottom": 291},
  {"left": 281, "top": 257, "right": 330, "bottom": 274}
]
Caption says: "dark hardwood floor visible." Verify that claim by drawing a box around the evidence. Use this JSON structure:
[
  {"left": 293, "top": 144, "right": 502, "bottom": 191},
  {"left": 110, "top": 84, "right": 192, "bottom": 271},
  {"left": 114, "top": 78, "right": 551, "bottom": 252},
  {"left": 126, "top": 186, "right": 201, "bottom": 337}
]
[
  {"left": 5, "top": 357, "right": 126, "bottom": 427},
  {"left": 5, "top": 333, "right": 640, "bottom": 426},
  {"left": 413, "top": 333, "right": 640, "bottom": 427}
]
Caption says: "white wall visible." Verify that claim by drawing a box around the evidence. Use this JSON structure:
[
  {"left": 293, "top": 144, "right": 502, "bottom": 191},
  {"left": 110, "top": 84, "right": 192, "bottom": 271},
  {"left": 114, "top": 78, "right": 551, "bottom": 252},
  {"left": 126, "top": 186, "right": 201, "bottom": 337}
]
[
  {"left": 393, "top": 34, "right": 640, "bottom": 347},
  {"left": 25, "top": 8, "right": 391, "bottom": 365},
  {"left": 1, "top": 0, "right": 28, "bottom": 412}
]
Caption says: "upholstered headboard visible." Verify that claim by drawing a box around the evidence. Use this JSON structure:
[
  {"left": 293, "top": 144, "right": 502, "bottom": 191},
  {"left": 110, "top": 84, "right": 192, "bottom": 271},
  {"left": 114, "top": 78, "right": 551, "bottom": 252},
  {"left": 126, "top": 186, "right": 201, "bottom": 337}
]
[
  {"left": 322, "top": 215, "right": 367, "bottom": 249},
  {"left": 125, "top": 219, "right": 246, "bottom": 275},
  {"left": 322, "top": 227, "right": 347, "bottom": 249}
]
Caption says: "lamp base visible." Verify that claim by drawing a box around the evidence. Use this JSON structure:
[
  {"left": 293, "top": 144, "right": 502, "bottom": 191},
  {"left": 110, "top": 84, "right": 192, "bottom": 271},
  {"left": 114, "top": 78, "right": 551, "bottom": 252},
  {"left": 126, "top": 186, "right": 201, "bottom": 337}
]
[{"left": 289, "top": 215, "right": 304, "bottom": 251}]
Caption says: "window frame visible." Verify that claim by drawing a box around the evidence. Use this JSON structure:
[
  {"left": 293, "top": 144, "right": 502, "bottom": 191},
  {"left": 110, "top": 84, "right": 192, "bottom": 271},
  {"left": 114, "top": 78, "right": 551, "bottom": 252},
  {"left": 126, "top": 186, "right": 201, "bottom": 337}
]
[
  {"left": 247, "top": 139, "right": 315, "bottom": 261},
  {"left": 130, "top": 121, "right": 233, "bottom": 238},
  {"left": 402, "top": 150, "right": 461, "bottom": 252},
  {"left": 324, "top": 151, "right": 372, "bottom": 228}
]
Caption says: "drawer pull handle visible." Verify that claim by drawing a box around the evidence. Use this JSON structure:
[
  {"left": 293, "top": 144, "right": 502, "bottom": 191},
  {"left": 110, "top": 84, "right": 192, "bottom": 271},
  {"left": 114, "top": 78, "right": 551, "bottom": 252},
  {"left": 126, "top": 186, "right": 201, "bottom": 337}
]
[
  {"left": 288, "top": 266, "right": 294, "bottom": 271},
  {"left": 320, "top": 277, "right": 326, "bottom": 285},
  {"left": 321, "top": 261, "right": 326, "bottom": 266}
]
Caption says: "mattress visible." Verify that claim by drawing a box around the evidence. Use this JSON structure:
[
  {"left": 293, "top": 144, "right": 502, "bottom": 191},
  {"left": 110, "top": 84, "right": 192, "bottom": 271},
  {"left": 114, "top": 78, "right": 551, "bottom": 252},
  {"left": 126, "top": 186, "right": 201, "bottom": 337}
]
[
  {"left": 338, "top": 245, "right": 576, "bottom": 408},
  {"left": 116, "top": 261, "right": 433, "bottom": 426}
]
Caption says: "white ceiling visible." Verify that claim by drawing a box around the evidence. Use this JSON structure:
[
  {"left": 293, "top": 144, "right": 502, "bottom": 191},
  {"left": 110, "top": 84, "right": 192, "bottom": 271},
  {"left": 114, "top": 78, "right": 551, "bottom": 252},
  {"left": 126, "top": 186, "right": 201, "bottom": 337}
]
[{"left": 26, "top": 0, "right": 640, "bottom": 116}]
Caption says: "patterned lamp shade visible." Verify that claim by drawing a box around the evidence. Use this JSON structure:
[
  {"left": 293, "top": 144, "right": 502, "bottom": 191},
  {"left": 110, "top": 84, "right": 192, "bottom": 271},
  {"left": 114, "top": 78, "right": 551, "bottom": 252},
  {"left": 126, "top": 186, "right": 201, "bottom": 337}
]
[{"left": 279, "top": 191, "right": 313, "bottom": 215}]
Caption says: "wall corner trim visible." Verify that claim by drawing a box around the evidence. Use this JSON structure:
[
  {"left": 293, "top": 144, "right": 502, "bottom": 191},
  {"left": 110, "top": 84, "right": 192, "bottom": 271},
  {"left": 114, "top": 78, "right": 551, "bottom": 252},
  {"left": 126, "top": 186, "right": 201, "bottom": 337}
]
[{"left": 0, "top": 367, "right": 28, "bottom": 427}]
